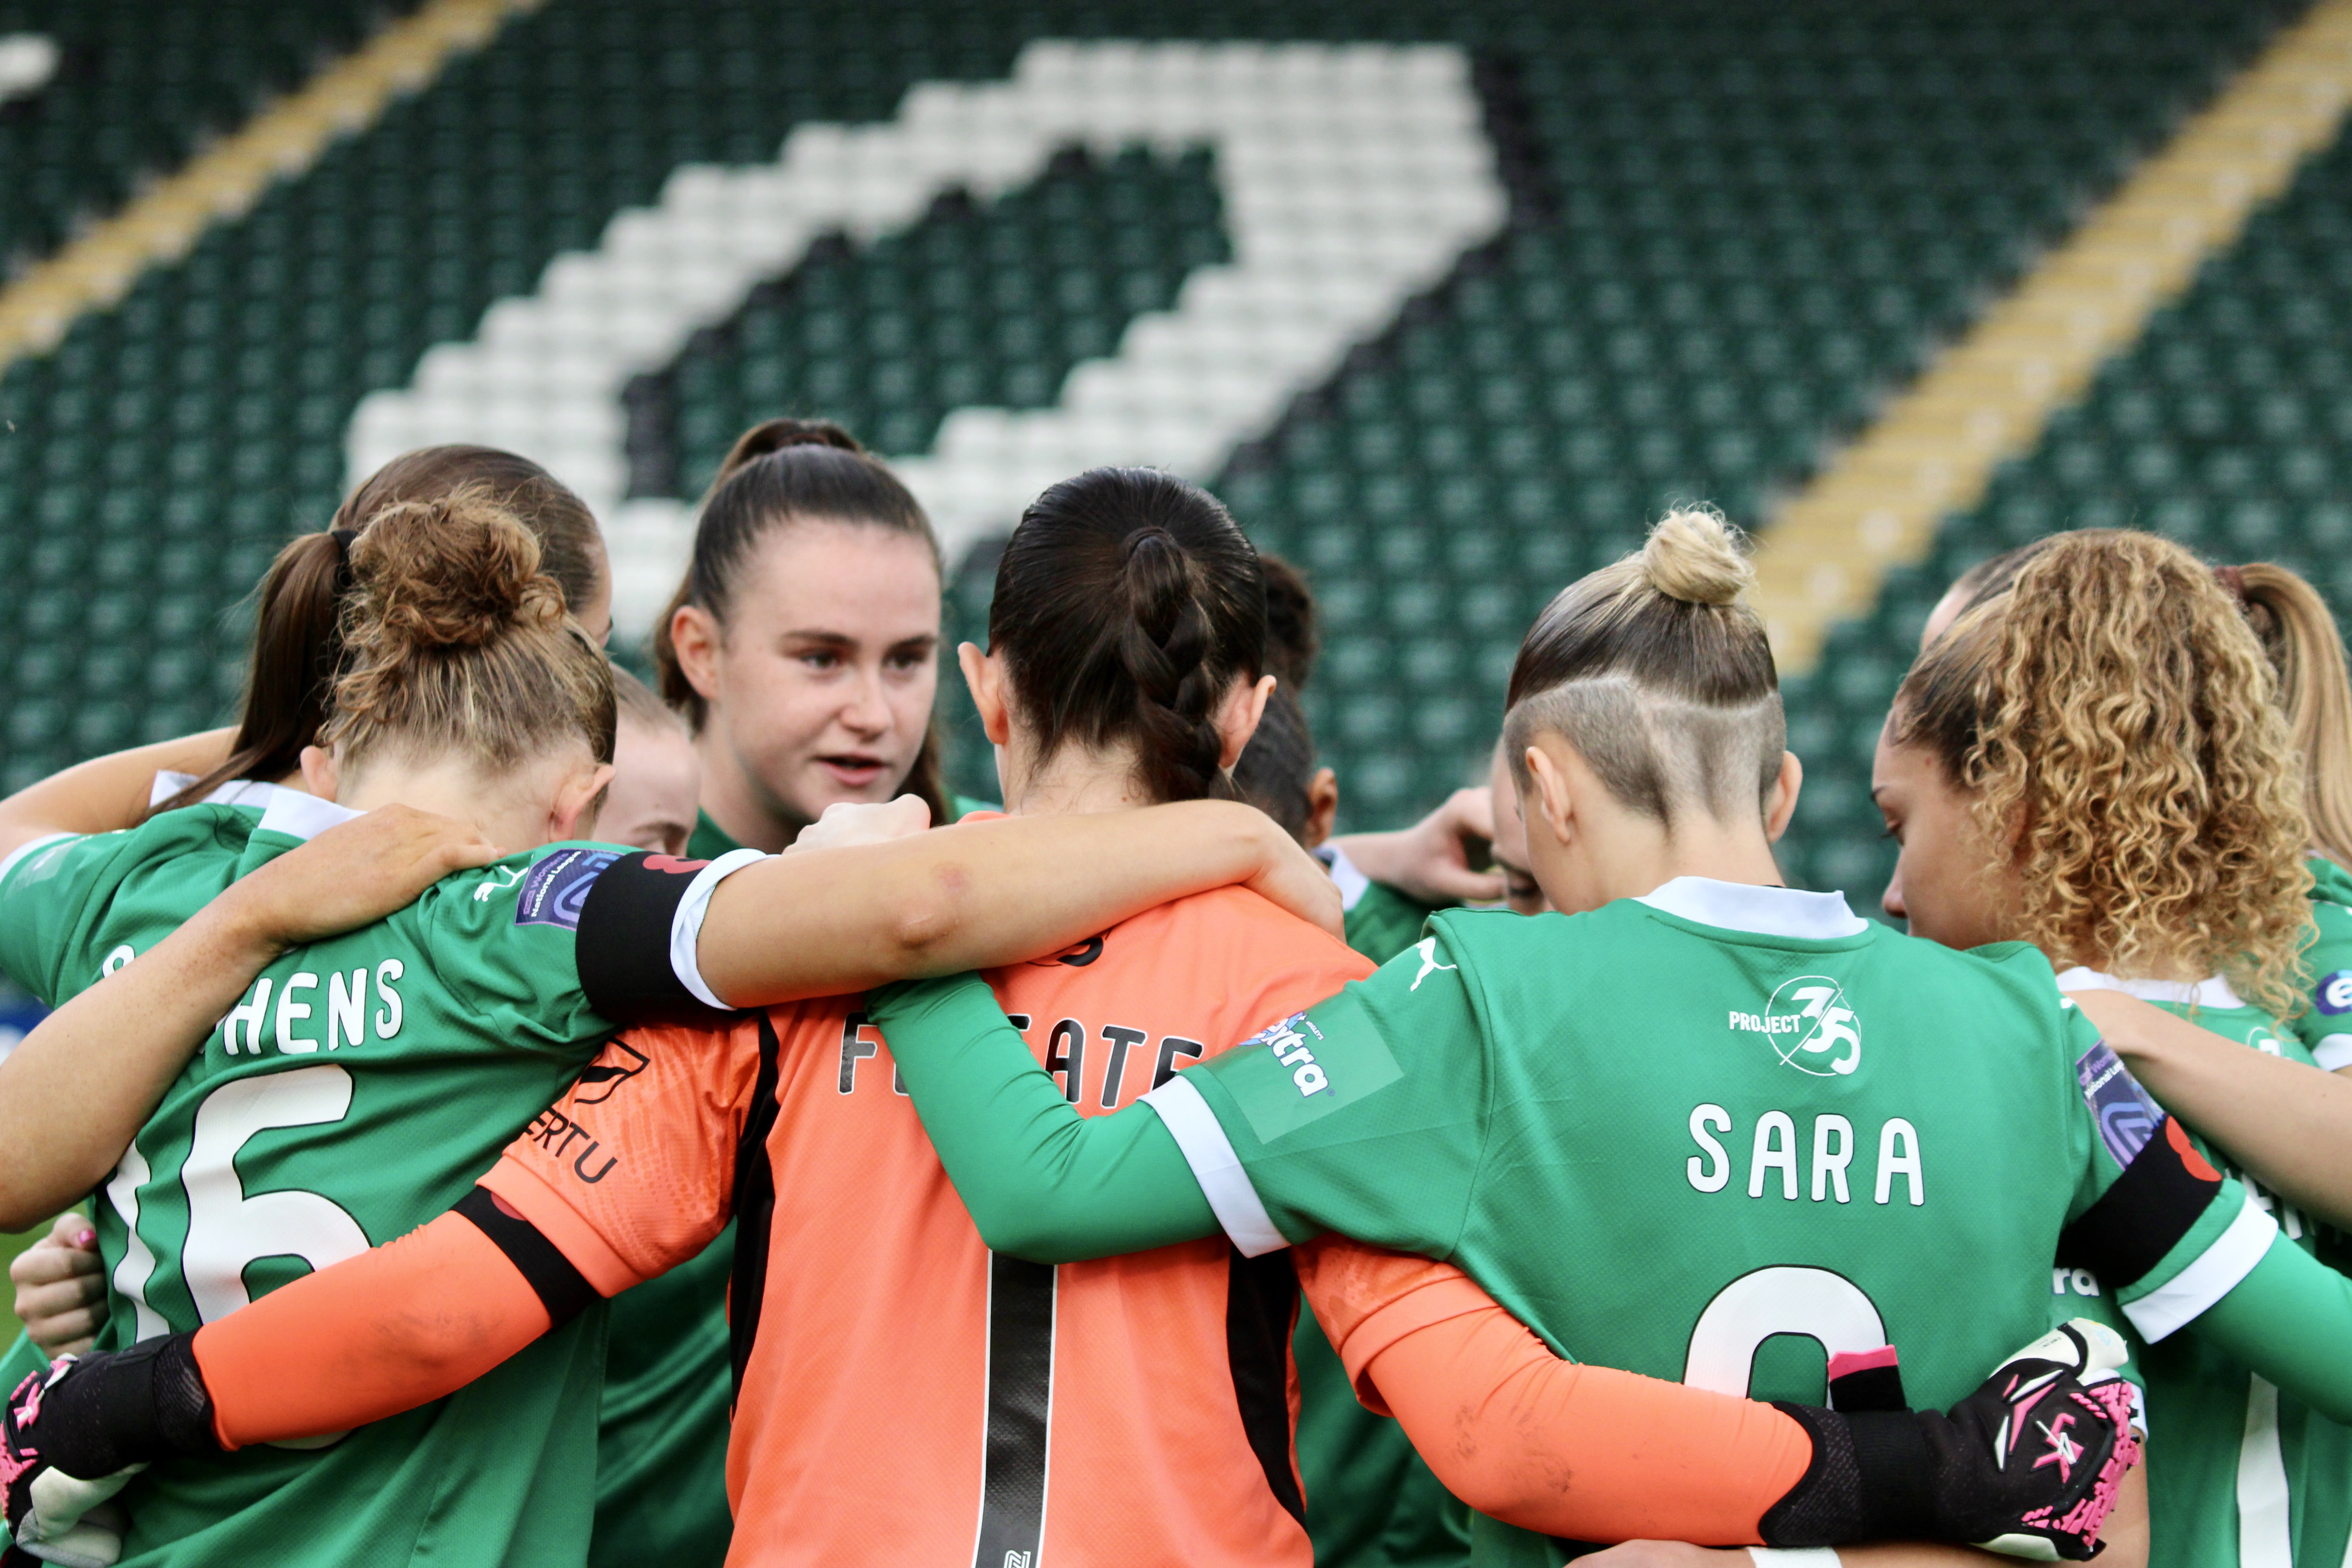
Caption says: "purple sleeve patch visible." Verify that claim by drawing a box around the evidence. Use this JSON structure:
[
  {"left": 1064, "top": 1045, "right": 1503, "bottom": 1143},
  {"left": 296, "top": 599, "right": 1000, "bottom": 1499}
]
[
  {"left": 2076, "top": 1040, "right": 2164, "bottom": 1167},
  {"left": 514, "top": 849, "right": 621, "bottom": 931},
  {"left": 2315, "top": 970, "right": 2352, "bottom": 1015}
]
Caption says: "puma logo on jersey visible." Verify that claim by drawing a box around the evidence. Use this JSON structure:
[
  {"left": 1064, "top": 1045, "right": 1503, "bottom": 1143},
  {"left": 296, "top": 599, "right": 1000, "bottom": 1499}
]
[
  {"left": 471, "top": 866, "right": 524, "bottom": 902},
  {"left": 1408, "top": 937, "right": 1457, "bottom": 992}
]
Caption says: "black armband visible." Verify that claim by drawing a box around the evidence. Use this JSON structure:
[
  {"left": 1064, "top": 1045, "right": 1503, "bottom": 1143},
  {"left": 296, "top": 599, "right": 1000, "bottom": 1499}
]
[
  {"left": 454, "top": 1187, "right": 600, "bottom": 1327},
  {"left": 24, "top": 1334, "right": 219, "bottom": 1477},
  {"left": 2057, "top": 1114, "right": 2225, "bottom": 1289},
  {"left": 573, "top": 851, "right": 736, "bottom": 1027}
]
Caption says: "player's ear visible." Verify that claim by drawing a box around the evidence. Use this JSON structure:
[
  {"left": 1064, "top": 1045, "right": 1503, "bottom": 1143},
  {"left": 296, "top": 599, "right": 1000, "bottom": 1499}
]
[
  {"left": 668, "top": 604, "right": 724, "bottom": 702},
  {"left": 1214, "top": 675, "right": 1276, "bottom": 771},
  {"left": 552, "top": 763, "right": 617, "bottom": 844},
  {"left": 298, "top": 745, "right": 340, "bottom": 802},
  {"left": 959, "top": 642, "right": 1012, "bottom": 747},
  {"left": 1303, "top": 766, "right": 1339, "bottom": 849},
  {"left": 1764, "top": 751, "right": 1803, "bottom": 843},
  {"left": 1521, "top": 742, "right": 1577, "bottom": 848}
]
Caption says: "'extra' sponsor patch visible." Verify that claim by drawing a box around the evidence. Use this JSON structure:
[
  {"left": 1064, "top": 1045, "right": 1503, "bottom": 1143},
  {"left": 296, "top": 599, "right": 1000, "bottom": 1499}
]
[
  {"left": 1250, "top": 1012, "right": 1332, "bottom": 1097},
  {"left": 2076, "top": 1040, "right": 2163, "bottom": 1167},
  {"left": 2316, "top": 970, "right": 2352, "bottom": 1015},
  {"left": 1220, "top": 989, "right": 1405, "bottom": 1145},
  {"left": 515, "top": 848, "right": 622, "bottom": 931}
]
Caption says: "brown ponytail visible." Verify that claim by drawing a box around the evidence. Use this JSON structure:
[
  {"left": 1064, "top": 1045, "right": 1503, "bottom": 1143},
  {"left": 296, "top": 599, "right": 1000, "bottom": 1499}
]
[
  {"left": 650, "top": 417, "right": 948, "bottom": 822},
  {"left": 320, "top": 488, "right": 615, "bottom": 776},
  {"left": 2236, "top": 561, "right": 2352, "bottom": 866},
  {"left": 987, "top": 467, "right": 1265, "bottom": 805},
  {"left": 158, "top": 446, "right": 605, "bottom": 814}
]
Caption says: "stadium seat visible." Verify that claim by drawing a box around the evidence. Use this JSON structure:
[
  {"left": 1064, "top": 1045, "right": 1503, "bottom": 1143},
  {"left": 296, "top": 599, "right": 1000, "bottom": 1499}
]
[{"left": 0, "top": 0, "right": 2305, "bottom": 815}]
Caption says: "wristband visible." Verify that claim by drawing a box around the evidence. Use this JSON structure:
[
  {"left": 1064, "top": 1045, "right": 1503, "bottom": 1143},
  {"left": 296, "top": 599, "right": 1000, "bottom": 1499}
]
[{"left": 1749, "top": 1551, "right": 1840, "bottom": 1566}]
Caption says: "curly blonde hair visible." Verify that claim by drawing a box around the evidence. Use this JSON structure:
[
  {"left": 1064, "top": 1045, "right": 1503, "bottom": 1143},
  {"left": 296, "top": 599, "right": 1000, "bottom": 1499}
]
[{"left": 1891, "top": 529, "right": 2312, "bottom": 1018}]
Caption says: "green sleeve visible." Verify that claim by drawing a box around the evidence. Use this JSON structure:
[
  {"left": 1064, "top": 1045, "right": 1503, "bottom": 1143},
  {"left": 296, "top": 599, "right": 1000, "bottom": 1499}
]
[
  {"left": 2190, "top": 1229, "right": 2352, "bottom": 1423},
  {"left": 1179, "top": 922, "right": 1488, "bottom": 1257},
  {"left": 418, "top": 844, "right": 621, "bottom": 1056},
  {"left": 1341, "top": 881, "right": 1441, "bottom": 965},
  {"left": 2293, "top": 859, "right": 2352, "bottom": 1067},
  {"left": 865, "top": 974, "right": 1218, "bottom": 1263},
  {"left": 0, "top": 833, "right": 122, "bottom": 1003}
]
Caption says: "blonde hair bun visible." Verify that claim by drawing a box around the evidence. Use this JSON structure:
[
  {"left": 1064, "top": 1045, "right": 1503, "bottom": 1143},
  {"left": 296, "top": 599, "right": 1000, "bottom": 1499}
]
[
  {"left": 349, "top": 487, "right": 565, "bottom": 651},
  {"left": 1641, "top": 507, "right": 1754, "bottom": 607}
]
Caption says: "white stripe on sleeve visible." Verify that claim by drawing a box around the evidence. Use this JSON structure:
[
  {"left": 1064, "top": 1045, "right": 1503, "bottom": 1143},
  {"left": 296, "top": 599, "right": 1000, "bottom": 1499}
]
[
  {"left": 2312, "top": 1034, "right": 2352, "bottom": 1073},
  {"left": 670, "top": 848, "right": 769, "bottom": 1009},
  {"left": 2123, "top": 1199, "right": 2279, "bottom": 1343},
  {"left": 0, "top": 831, "right": 80, "bottom": 893},
  {"left": 1142, "top": 1074, "right": 1288, "bottom": 1256}
]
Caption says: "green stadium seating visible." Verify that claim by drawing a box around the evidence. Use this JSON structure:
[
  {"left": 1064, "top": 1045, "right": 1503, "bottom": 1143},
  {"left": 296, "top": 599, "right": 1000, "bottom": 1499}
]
[
  {"left": 0, "top": 2, "right": 406, "bottom": 276},
  {"left": 1779, "top": 110, "right": 2352, "bottom": 914},
  {"left": 0, "top": 0, "right": 2305, "bottom": 822}
]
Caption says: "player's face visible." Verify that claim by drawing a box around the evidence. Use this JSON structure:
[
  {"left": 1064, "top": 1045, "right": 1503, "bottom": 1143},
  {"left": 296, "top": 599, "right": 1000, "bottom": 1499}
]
[
  {"left": 1485, "top": 746, "right": 1547, "bottom": 916},
  {"left": 1870, "top": 722, "right": 2014, "bottom": 949},
  {"left": 695, "top": 521, "right": 941, "bottom": 828},
  {"left": 600, "top": 717, "right": 702, "bottom": 857}
]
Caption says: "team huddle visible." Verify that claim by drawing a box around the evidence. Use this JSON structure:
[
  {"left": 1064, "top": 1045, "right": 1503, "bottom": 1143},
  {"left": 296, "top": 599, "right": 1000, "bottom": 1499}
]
[{"left": 0, "top": 421, "right": 2347, "bottom": 1568}]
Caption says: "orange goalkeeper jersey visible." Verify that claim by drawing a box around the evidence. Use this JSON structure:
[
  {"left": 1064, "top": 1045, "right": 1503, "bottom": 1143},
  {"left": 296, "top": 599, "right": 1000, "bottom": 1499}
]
[{"left": 481, "top": 884, "right": 1374, "bottom": 1568}]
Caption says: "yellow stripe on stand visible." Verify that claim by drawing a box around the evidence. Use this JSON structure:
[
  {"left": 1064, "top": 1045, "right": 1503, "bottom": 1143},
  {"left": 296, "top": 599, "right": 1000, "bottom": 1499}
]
[
  {"left": 0, "top": 0, "right": 543, "bottom": 374},
  {"left": 1752, "top": 0, "right": 2352, "bottom": 674}
]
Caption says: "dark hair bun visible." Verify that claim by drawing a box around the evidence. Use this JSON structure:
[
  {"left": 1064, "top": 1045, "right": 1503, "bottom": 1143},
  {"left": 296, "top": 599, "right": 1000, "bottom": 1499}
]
[
  {"left": 717, "top": 418, "right": 867, "bottom": 479},
  {"left": 348, "top": 487, "right": 564, "bottom": 651}
]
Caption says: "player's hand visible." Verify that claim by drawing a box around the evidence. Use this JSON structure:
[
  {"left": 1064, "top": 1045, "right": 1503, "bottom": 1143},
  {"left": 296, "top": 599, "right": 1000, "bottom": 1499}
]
[
  {"left": 1242, "top": 817, "right": 1345, "bottom": 939},
  {"left": 791, "top": 796, "right": 932, "bottom": 853},
  {"left": 3, "top": 1334, "right": 218, "bottom": 1564},
  {"left": 212, "top": 804, "right": 497, "bottom": 956},
  {"left": 3, "top": 1360, "right": 145, "bottom": 1568},
  {"left": 1330, "top": 788, "right": 1504, "bottom": 906},
  {"left": 10, "top": 1217, "right": 105, "bottom": 1359},
  {"left": 1934, "top": 1320, "right": 2141, "bottom": 1559}
]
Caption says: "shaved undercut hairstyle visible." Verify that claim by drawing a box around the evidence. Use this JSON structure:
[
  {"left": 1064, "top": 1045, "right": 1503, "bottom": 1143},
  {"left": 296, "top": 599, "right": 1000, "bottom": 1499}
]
[{"left": 1502, "top": 507, "right": 1782, "bottom": 829}]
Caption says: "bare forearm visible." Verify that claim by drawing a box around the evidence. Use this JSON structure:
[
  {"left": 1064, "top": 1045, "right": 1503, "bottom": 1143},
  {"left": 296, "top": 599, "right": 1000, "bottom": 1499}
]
[
  {"left": 0, "top": 730, "right": 238, "bottom": 858},
  {"left": 699, "top": 801, "right": 1305, "bottom": 1005},
  {"left": 0, "top": 895, "right": 279, "bottom": 1229}
]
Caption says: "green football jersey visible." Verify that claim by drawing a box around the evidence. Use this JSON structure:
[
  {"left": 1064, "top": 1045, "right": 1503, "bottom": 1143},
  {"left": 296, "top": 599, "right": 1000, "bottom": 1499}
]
[
  {"left": 2292, "top": 855, "right": 2352, "bottom": 1072},
  {"left": 0, "top": 788, "right": 633, "bottom": 1568},
  {"left": 1160, "top": 878, "right": 2259, "bottom": 1564},
  {"left": 1297, "top": 877, "right": 1470, "bottom": 1568},
  {"left": 2060, "top": 973, "right": 2352, "bottom": 1568}
]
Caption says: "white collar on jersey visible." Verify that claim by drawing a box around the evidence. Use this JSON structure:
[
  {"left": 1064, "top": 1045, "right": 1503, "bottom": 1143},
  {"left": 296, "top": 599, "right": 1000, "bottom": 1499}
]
[
  {"left": 2052, "top": 967, "right": 2249, "bottom": 1011},
  {"left": 257, "top": 789, "right": 361, "bottom": 844},
  {"left": 1636, "top": 875, "right": 1868, "bottom": 940},
  {"left": 148, "top": 769, "right": 358, "bottom": 844}
]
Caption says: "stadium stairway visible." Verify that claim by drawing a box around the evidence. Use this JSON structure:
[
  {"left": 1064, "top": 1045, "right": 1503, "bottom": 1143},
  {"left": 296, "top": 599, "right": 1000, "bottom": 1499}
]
[{"left": 0, "top": 0, "right": 2306, "bottom": 826}]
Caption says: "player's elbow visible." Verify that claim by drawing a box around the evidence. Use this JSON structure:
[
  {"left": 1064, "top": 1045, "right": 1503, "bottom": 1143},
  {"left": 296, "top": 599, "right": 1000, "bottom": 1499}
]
[{"left": 969, "top": 1202, "right": 1100, "bottom": 1266}]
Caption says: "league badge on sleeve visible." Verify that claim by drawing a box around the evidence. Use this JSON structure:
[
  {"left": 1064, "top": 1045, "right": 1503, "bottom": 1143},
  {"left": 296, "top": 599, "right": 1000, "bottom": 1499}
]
[{"left": 514, "top": 849, "right": 621, "bottom": 931}]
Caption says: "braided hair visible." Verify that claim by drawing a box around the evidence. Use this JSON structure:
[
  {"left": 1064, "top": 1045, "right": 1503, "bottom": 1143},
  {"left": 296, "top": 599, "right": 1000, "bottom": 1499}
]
[{"left": 988, "top": 467, "right": 1267, "bottom": 804}]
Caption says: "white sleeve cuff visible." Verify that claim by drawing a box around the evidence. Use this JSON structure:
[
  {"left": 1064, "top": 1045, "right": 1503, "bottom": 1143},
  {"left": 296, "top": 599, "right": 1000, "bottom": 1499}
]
[
  {"left": 1142, "top": 1075, "right": 1288, "bottom": 1257},
  {"left": 1315, "top": 843, "right": 1372, "bottom": 913},
  {"left": 671, "top": 848, "right": 769, "bottom": 1010},
  {"left": 1748, "top": 1551, "right": 1840, "bottom": 1566},
  {"left": 2313, "top": 1034, "right": 2352, "bottom": 1073},
  {"left": 2123, "top": 1198, "right": 2279, "bottom": 1343}
]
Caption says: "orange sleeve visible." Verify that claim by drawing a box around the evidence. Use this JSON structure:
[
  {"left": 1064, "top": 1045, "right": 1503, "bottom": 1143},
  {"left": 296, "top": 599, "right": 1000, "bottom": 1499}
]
[
  {"left": 484, "top": 1018, "right": 760, "bottom": 1284},
  {"left": 192, "top": 1018, "right": 761, "bottom": 1449},
  {"left": 194, "top": 1209, "right": 548, "bottom": 1448},
  {"left": 1296, "top": 1238, "right": 1813, "bottom": 1546}
]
